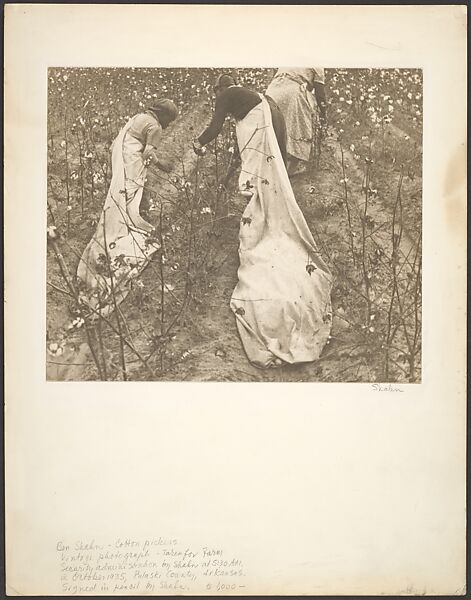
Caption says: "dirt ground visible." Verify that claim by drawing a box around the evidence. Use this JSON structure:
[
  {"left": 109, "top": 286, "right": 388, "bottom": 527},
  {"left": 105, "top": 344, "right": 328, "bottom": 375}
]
[{"left": 47, "top": 102, "right": 421, "bottom": 383}]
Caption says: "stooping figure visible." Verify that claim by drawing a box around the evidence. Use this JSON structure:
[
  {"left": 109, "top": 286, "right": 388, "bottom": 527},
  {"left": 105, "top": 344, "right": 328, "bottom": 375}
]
[
  {"left": 194, "top": 73, "right": 332, "bottom": 368},
  {"left": 77, "top": 99, "right": 178, "bottom": 317},
  {"left": 193, "top": 73, "right": 287, "bottom": 164},
  {"left": 266, "top": 67, "right": 327, "bottom": 176}
]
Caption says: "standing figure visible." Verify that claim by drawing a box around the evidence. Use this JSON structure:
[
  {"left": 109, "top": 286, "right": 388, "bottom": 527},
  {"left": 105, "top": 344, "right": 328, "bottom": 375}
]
[
  {"left": 194, "top": 74, "right": 332, "bottom": 368},
  {"left": 77, "top": 99, "right": 177, "bottom": 316},
  {"left": 266, "top": 68, "right": 327, "bottom": 175}
]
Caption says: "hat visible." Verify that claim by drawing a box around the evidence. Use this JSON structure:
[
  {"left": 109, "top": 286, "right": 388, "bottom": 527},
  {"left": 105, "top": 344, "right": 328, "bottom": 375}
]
[{"left": 148, "top": 99, "right": 178, "bottom": 121}]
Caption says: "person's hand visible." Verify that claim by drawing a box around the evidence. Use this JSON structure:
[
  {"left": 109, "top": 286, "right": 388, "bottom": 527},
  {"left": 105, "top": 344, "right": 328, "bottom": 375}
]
[
  {"left": 192, "top": 139, "right": 206, "bottom": 157},
  {"left": 143, "top": 149, "right": 154, "bottom": 166}
]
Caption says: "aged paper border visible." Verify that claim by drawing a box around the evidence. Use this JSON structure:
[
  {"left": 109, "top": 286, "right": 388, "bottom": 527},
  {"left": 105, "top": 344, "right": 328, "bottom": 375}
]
[{"left": 5, "top": 4, "right": 467, "bottom": 596}]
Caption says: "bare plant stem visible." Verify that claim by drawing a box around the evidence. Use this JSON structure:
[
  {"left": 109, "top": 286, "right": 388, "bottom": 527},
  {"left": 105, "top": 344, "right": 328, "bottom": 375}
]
[
  {"left": 89, "top": 158, "right": 95, "bottom": 205},
  {"left": 214, "top": 136, "right": 219, "bottom": 203},
  {"left": 88, "top": 301, "right": 155, "bottom": 376},
  {"left": 384, "top": 167, "right": 417, "bottom": 381},
  {"left": 409, "top": 234, "right": 422, "bottom": 382},
  {"left": 339, "top": 143, "right": 356, "bottom": 267},
  {"left": 47, "top": 280, "right": 73, "bottom": 298},
  {"left": 75, "top": 130, "right": 85, "bottom": 215},
  {"left": 96, "top": 296, "right": 108, "bottom": 380},
  {"left": 102, "top": 212, "right": 127, "bottom": 381},
  {"left": 64, "top": 110, "right": 71, "bottom": 232},
  {"left": 49, "top": 238, "right": 104, "bottom": 379},
  {"left": 158, "top": 199, "right": 166, "bottom": 373},
  {"left": 360, "top": 161, "right": 372, "bottom": 324}
]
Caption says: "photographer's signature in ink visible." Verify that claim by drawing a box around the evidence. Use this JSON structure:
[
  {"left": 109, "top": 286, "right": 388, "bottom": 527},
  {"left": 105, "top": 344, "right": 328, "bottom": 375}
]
[{"left": 372, "top": 383, "right": 404, "bottom": 392}]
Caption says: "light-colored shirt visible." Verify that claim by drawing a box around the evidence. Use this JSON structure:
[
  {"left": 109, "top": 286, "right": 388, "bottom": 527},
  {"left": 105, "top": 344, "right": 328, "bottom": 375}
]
[
  {"left": 276, "top": 68, "right": 325, "bottom": 86},
  {"left": 127, "top": 112, "right": 162, "bottom": 147}
]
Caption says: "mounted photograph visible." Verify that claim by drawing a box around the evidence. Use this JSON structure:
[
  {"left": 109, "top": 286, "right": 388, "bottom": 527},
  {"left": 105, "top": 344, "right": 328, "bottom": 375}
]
[{"left": 46, "top": 67, "right": 423, "bottom": 382}]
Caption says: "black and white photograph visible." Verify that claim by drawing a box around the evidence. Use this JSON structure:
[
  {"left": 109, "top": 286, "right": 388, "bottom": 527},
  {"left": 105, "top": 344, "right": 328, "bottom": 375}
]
[
  {"left": 6, "top": 5, "right": 466, "bottom": 597},
  {"left": 46, "top": 66, "right": 423, "bottom": 382}
]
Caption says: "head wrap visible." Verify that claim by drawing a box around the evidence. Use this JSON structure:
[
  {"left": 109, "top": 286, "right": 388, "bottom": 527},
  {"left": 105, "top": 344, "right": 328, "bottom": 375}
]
[
  {"left": 215, "top": 73, "right": 237, "bottom": 89},
  {"left": 148, "top": 99, "right": 178, "bottom": 121}
]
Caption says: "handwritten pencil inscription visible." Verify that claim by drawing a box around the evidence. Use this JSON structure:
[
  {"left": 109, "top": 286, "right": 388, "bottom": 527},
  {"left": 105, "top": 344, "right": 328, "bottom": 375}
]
[
  {"left": 57, "top": 537, "right": 246, "bottom": 595},
  {"left": 371, "top": 383, "right": 405, "bottom": 392}
]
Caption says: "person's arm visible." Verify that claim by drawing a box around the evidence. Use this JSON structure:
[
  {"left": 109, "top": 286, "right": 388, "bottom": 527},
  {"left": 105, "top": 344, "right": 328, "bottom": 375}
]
[
  {"left": 141, "top": 120, "right": 173, "bottom": 172},
  {"left": 313, "top": 82, "right": 327, "bottom": 125},
  {"left": 196, "top": 91, "right": 230, "bottom": 147},
  {"left": 143, "top": 145, "right": 173, "bottom": 173},
  {"left": 141, "top": 118, "right": 162, "bottom": 161},
  {"left": 144, "top": 151, "right": 173, "bottom": 173}
]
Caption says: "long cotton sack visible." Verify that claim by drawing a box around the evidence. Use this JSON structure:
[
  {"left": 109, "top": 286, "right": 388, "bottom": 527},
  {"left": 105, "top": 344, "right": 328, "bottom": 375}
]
[
  {"left": 77, "top": 119, "right": 159, "bottom": 317},
  {"left": 230, "top": 97, "right": 332, "bottom": 368}
]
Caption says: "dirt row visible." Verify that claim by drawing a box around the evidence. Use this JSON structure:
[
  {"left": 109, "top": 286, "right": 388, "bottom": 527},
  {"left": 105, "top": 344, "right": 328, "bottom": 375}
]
[{"left": 47, "top": 117, "right": 420, "bottom": 382}]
